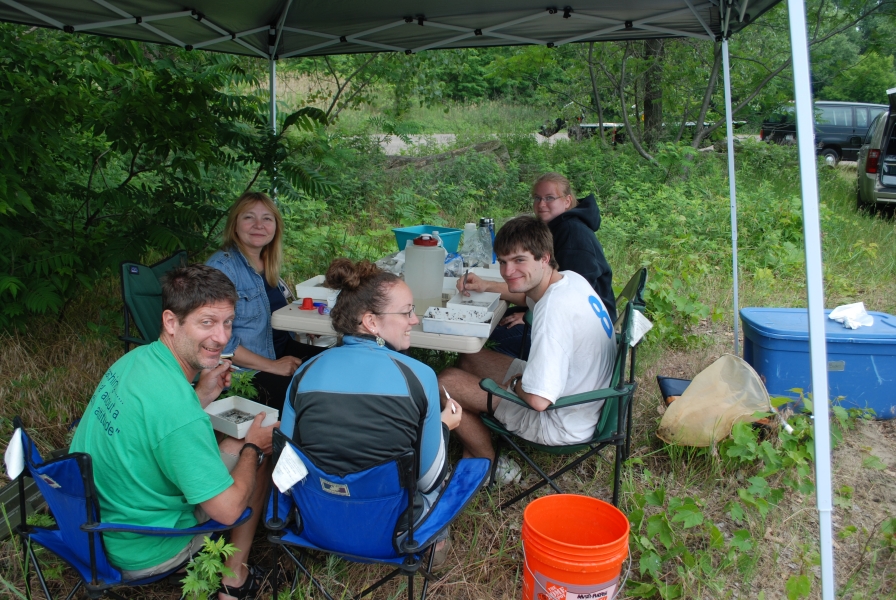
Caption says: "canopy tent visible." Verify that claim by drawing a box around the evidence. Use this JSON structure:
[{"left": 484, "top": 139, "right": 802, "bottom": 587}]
[
  {"left": 0, "top": 2, "right": 836, "bottom": 598},
  {"left": 0, "top": 1, "right": 781, "bottom": 57}
]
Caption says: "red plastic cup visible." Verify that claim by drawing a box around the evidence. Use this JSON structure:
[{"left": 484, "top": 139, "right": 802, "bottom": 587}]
[{"left": 300, "top": 297, "right": 314, "bottom": 310}]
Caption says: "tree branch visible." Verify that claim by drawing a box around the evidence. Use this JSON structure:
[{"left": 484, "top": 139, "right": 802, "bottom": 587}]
[
  {"left": 692, "top": 42, "right": 723, "bottom": 148},
  {"left": 325, "top": 54, "right": 379, "bottom": 119},
  {"left": 619, "top": 43, "right": 655, "bottom": 164},
  {"left": 588, "top": 42, "right": 607, "bottom": 145},
  {"left": 700, "top": 57, "right": 793, "bottom": 142}
]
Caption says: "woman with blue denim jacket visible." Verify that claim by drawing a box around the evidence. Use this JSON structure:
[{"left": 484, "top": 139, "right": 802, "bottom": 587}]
[{"left": 206, "top": 192, "right": 324, "bottom": 411}]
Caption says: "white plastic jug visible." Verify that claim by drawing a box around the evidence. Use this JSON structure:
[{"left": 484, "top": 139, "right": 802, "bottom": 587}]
[{"left": 404, "top": 234, "right": 447, "bottom": 316}]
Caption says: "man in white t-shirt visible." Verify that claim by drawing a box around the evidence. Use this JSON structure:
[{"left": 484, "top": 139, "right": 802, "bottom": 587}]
[{"left": 438, "top": 216, "right": 617, "bottom": 461}]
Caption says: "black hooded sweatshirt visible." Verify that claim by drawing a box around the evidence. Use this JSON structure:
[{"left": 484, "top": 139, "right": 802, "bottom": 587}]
[{"left": 547, "top": 193, "right": 617, "bottom": 324}]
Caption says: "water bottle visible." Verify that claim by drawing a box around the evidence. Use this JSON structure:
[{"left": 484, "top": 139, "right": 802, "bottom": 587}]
[
  {"left": 460, "top": 222, "right": 479, "bottom": 267},
  {"left": 404, "top": 234, "right": 447, "bottom": 315},
  {"left": 487, "top": 218, "right": 496, "bottom": 264},
  {"left": 478, "top": 218, "right": 493, "bottom": 268}
]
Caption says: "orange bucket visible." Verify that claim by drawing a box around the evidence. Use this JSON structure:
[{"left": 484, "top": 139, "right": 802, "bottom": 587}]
[{"left": 521, "top": 494, "right": 630, "bottom": 600}]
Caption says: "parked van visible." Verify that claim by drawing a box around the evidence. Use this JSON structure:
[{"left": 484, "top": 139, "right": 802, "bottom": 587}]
[
  {"left": 760, "top": 101, "right": 887, "bottom": 165},
  {"left": 856, "top": 89, "right": 896, "bottom": 209}
]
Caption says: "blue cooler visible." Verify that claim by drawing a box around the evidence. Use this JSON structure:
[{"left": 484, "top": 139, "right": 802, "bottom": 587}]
[{"left": 740, "top": 308, "right": 896, "bottom": 419}]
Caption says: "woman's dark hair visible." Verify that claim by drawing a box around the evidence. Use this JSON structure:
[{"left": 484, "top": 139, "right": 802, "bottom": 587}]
[
  {"left": 325, "top": 258, "right": 400, "bottom": 336},
  {"left": 162, "top": 264, "right": 238, "bottom": 324}
]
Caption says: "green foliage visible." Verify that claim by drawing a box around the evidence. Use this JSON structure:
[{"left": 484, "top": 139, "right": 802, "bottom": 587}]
[
  {"left": 224, "top": 370, "right": 258, "bottom": 400},
  {"left": 785, "top": 574, "right": 812, "bottom": 599},
  {"left": 628, "top": 400, "right": 859, "bottom": 598},
  {"left": 819, "top": 51, "right": 896, "bottom": 103},
  {"left": 181, "top": 536, "right": 237, "bottom": 600},
  {"left": 0, "top": 25, "right": 337, "bottom": 330}
]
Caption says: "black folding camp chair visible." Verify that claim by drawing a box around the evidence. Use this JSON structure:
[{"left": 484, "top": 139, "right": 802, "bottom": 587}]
[
  {"left": 479, "top": 268, "right": 647, "bottom": 509},
  {"left": 119, "top": 250, "right": 188, "bottom": 352}
]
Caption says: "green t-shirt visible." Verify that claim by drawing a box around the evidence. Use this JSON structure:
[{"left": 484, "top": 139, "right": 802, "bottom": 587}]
[{"left": 70, "top": 341, "right": 233, "bottom": 571}]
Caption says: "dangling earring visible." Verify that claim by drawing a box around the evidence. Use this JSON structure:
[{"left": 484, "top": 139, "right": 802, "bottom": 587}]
[{"left": 376, "top": 335, "right": 386, "bottom": 347}]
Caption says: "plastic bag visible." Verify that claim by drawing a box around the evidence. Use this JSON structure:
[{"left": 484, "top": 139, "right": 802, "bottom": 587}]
[
  {"left": 656, "top": 354, "right": 772, "bottom": 447},
  {"left": 375, "top": 250, "right": 404, "bottom": 276},
  {"left": 829, "top": 302, "right": 874, "bottom": 329},
  {"left": 444, "top": 252, "right": 464, "bottom": 277}
]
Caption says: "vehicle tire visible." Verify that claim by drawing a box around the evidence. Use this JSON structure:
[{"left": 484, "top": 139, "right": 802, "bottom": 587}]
[
  {"left": 822, "top": 148, "right": 840, "bottom": 167},
  {"left": 856, "top": 184, "right": 867, "bottom": 212}
]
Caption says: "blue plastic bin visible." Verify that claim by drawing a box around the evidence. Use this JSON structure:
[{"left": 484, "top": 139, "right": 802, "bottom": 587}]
[
  {"left": 740, "top": 307, "right": 896, "bottom": 419},
  {"left": 393, "top": 225, "right": 463, "bottom": 254}
]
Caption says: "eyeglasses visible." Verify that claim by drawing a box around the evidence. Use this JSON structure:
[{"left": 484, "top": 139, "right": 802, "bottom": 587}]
[
  {"left": 375, "top": 306, "right": 416, "bottom": 319},
  {"left": 532, "top": 195, "right": 566, "bottom": 204}
]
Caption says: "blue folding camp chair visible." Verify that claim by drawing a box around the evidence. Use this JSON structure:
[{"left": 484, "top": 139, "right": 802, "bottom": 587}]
[
  {"left": 9, "top": 417, "right": 250, "bottom": 600},
  {"left": 265, "top": 429, "right": 490, "bottom": 600}
]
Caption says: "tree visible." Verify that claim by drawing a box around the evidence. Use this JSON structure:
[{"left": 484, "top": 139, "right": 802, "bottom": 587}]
[
  {"left": 819, "top": 51, "right": 896, "bottom": 103},
  {"left": 0, "top": 25, "right": 329, "bottom": 328}
]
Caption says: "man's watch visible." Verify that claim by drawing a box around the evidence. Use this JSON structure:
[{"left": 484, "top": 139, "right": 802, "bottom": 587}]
[{"left": 240, "top": 443, "right": 265, "bottom": 467}]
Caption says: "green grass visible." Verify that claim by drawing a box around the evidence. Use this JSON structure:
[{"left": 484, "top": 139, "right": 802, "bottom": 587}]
[{"left": 2, "top": 110, "right": 896, "bottom": 599}]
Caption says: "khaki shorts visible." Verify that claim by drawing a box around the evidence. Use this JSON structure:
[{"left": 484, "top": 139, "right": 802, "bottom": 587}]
[
  {"left": 120, "top": 451, "right": 239, "bottom": 581},
  {"left": 491, "top": 359, "right": 550, "bottom": 445}
]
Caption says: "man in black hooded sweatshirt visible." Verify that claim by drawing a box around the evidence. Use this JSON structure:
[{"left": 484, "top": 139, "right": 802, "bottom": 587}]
[{"left": 459, "top": 172, "right": 615, "bottom": 358}]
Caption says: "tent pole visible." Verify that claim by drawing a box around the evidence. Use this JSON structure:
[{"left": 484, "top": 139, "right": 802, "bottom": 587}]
[
  {"left": 721, "top": 38, "right": 739, "bottom": 355},
  {"left": 787, "top": 1, "right": 835, "bottom": 598},
  {"left": 269, "top": 58, "right": 277, "bottom": 198},
  {"left": 269, "top": 58, "right": 277, "bottom": 134}
]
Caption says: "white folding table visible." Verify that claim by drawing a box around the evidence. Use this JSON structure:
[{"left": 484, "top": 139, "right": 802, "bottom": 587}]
[{"left": 271, "top": 301, "right": 507, "bottom": 353}]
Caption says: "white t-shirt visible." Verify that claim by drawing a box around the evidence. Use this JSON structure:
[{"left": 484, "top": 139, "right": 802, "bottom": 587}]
[{"left": 495, "top": 271, "right": 617, "bottom": 445}]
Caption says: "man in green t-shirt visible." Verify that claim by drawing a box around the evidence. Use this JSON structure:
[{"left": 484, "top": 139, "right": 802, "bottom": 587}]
[{"left": 71, "top": 264, "right": 278, "bottom": 599}]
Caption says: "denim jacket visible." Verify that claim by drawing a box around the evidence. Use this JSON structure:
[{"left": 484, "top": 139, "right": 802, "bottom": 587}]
[{"left": 206, "top": 247, "right": 276, "bottom": 360}]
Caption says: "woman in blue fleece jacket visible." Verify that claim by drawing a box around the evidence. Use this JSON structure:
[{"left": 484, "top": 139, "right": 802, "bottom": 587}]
[{"left": 281, "top": 259, "right": 461, "bottom": 519}]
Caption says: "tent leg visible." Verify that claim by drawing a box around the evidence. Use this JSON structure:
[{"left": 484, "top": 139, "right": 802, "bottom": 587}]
[
  {"left": 269, "top": 59, "right": 277, "bottom": 134},
  {"left": 786, "top": 1, "right": 835, "bottom": 598},
  {"left": 269, "top": 58, "right": 278, "bottom": 198},
  {"left": 721, "top": 39, "right": 739, "bottom": 356}
]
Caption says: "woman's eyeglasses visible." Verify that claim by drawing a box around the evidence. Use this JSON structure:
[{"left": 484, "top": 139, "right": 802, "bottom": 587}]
[
  {"left": 532, "top": 195, "right": 565, "bottom": 204},
  {"left": 375, "top": 306, "right": 416, "bottom": 319}
]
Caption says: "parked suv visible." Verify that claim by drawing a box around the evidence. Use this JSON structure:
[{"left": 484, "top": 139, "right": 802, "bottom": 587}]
[
  {"left": 856, "top": 89, "right": 896, "bottom": 210},
  {"left": 760, "top": 101, "right": 887, "bottom": 165}
]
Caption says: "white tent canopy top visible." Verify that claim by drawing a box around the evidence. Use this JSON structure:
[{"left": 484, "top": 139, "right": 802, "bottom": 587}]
[{"left": 0, "top": 0, "right": 780, "bottom": 59}]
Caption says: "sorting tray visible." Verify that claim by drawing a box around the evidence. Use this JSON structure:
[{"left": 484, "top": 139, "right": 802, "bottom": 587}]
[
  {"left": 422, "top": 306, "right": 494, "bottom": 338},
  {"left": 447, "top": 291, "right": 501, "bottom": 313},
  {"left": 205, "top": 396, "right": 279, "bottom": 439}
]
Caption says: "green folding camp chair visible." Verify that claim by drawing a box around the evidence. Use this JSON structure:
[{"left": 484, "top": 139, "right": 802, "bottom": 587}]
[
  {"left": 479, "top": 268, "right": 647, "bottom": 509},
  {"left": 119, "top": 251, "right": 188, "bottom": 353}
]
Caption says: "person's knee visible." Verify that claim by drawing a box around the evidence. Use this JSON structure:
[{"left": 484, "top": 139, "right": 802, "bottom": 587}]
[
  {"left": 219, "top": 436, "right": 243, "bottom": 456},
  {"left": 437, "top": 368, "right": 460, "bottom": 405},
  {"left": 455, "top": 351, "right": 480, "bottom": 372}
]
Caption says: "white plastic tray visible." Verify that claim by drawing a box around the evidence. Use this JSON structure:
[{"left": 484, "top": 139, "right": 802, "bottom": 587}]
[
  {"left": 205, "top": 396, "right": 279, "bottom": 439},
  {"left": 447, "top": 291, "right": 500, "bottom": 313},
  {"left": 422, "top": 306, "right": 494, "bottom": 338}
]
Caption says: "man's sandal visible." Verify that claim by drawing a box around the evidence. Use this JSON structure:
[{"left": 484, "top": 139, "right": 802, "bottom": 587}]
[{"left": 216, "top": 564, "right": 268, "bottom": 600}]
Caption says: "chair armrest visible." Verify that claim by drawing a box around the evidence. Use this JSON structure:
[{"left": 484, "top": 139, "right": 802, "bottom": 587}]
[
  {"left": 118, "top": 336, "right": 149, "bottom": 346},
  {"left": 265, "top": 487, "right": 295, "bottom": 531},
  {"left": 550, "top": 384, "right": 634, "bottom": 410},
  {"left": 404, "top": 457, "right": 490, "bottom": 551},
  {"left": 82, "top": 508, "right": 251, "bottom": 535},
  {"left": 479, "top": 378, "right": 529, "bottom": 413}
]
